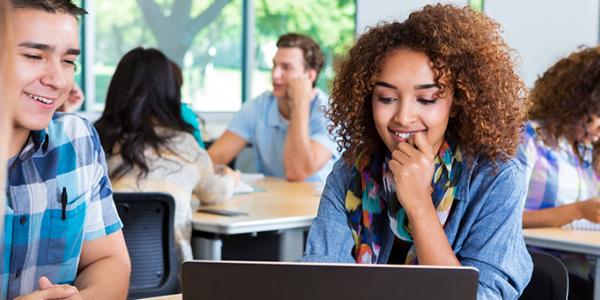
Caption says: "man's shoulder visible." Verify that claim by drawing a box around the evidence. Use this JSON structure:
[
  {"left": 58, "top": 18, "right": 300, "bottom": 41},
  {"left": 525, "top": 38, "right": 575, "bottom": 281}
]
[
  {"left": 248, "top": 91, "right": 276, "bottom": 106},
  {"left": 49, "top": 112, "right": 94, "bottom": 131},
  {"left": 47, "top": 113, "right": 100, "bottom": 149}
]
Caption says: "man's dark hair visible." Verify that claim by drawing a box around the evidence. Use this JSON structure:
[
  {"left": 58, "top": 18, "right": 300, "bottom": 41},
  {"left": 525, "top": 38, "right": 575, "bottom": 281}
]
[
  {"left": 276, "top": 33, "right": 325, "bottom": 87},
  {"left": 12, "top": 0, "right": 87, "bottom": 17}
]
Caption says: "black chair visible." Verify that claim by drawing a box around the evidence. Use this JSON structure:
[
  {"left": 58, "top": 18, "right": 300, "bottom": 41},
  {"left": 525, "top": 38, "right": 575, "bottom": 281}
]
[
  {"left": 114, "top": 192, "right": 179, "bottom": 299},
  {"left": 520, "top": 251, "right": 569, "bottom": 300}
]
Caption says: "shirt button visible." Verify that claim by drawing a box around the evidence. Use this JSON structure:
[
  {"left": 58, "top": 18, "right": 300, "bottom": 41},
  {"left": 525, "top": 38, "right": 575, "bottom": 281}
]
[{"left": 19, "top": 216, "right": 27, "bottom": 225}]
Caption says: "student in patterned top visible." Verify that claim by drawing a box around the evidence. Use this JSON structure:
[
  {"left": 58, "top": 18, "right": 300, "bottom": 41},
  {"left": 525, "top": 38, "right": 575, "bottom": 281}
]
[
  {"left": 300, "top": 5, "right": 532, "bottom": 299},
  {"left": 3, "top": 1, "right": 131, "bottom": 299},
  {"left": 517, "top": 46, "right": 600, "bottom": 299}
]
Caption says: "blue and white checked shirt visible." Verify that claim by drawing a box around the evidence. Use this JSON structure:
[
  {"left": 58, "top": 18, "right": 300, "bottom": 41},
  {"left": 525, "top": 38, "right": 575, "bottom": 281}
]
[{"left": 1, "top": 113, "right": 123, "bottom": 299}]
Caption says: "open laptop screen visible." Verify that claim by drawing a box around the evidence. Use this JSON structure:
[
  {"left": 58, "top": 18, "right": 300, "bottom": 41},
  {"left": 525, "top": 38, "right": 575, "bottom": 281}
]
[{"left": 182, "top": 260, "right": 479, "bottom": 300}]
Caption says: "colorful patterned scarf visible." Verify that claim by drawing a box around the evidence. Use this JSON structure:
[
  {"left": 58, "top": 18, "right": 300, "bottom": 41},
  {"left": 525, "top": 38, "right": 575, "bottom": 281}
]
[{"left": 345, "top": 140, "right": 463, "bottom": 264}]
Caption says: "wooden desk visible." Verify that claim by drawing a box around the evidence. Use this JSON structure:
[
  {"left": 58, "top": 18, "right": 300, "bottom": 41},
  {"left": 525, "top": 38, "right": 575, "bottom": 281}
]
[
  {"left": 192, "top": 177, "right": 321, "bottom": 261},
  {"left": 523, "top": 228, "right": 600, "bottom": 300}
]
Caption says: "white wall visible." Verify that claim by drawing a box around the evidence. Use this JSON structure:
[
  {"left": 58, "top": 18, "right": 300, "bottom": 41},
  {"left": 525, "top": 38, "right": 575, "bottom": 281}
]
[
  {"left": 356, "top": 0, "right": 600, "bottom": 87},
  {"left": 356, "top": 0, "right": 468, "bottom": 34},
  {"left": 485, "top": 0, "right": 599, "bottom": 87}
]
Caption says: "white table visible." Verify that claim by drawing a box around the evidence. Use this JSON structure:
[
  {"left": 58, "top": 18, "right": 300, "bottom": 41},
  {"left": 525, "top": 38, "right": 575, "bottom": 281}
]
[
  {"left": 523, "top": 228, "right": 600, "bottom": 300},
  {"left": 192, "top": 177, "right": 321, "bottom": 261}
]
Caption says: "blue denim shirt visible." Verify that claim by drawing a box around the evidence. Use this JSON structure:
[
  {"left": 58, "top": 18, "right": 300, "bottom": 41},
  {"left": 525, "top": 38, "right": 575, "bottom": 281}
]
[{"left": 301, "top": 155, "right": 532, "bottom": 299}]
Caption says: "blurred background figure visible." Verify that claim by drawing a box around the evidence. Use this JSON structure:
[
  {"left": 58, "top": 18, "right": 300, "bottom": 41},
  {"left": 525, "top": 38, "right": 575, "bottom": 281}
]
[
  {"left": 518, "top": 46, "right": 600, "bottom": 300},
  {"left": 95, "top": 47, "right": 239, "bottom": 262}
]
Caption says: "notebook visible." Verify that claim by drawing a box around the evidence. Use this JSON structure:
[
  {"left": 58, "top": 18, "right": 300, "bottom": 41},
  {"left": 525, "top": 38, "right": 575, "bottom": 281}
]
[
  {"left": 563, "top": 219, "right": 600, "bottom": 231},
  {"left": 181, "top": 260, "right": 479, "bottom": 300}
]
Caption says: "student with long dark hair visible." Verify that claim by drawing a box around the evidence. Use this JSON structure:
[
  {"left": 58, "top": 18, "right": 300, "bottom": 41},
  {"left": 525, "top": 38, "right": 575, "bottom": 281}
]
[{"left": 95, "top": 47, "right": 238, "bottom": 262}]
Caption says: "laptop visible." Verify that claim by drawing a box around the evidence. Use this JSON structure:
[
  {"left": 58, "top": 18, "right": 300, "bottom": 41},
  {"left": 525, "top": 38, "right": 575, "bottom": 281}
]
[{"left": 181, "top": 260, "right": 479, "bottom": 300}]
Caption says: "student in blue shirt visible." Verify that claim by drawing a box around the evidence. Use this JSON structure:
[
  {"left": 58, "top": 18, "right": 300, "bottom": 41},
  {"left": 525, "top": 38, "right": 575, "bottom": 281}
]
[
  {"left": 3, "top": 1, "right": 130, "bottom": 299},
  {"left": 300, "top": 5, "right": 532, "bottom": 299},
  {"left": 208, "top": 33, "right": 339, "bottom": 182}
]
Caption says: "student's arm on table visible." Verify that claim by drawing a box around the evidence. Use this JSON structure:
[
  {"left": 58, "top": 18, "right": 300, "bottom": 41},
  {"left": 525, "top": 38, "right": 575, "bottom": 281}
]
[
  {"left": 523, "top": 198, "right": 600, "bottom": 228},
  {"left": 208, "top": 131, "right": 248, "bottom": 166},
  {"left": 75, "top": 230, "right": 131, "bottom": 300},
  {"left": 194, "top": 148, "right": 239, "bottom": 205},
  {"left": 15, "top": 231, "right": 131, "bottom": 300},
  {"left": 283, "top": 77, "right": 332, "bottom": 181}
]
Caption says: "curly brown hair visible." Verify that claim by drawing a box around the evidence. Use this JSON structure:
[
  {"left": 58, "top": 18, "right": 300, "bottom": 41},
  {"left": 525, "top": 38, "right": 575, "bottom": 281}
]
[
  {"left": 329, "top": 4, "right": 526, "bottom": 164},
  {"left": 528, "top": 46, "right": 600, "bottom": 171}
]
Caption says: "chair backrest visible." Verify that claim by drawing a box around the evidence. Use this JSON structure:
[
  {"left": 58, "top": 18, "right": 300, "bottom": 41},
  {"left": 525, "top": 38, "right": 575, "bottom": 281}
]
[
  {"left": 114, "top": 192, "right": 179, "bottom": 299},
  {"left": 520, "top": 251, "right": 569, "bottom": 300}
]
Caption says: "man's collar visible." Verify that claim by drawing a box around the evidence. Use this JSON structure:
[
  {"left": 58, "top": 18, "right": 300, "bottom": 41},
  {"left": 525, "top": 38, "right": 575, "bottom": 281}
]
[
  {"left": 32, "top": 129, "right": 48, "bottom": 149},
  {"left": 267, "top": 94, "right": 288, "bottom": 128}
]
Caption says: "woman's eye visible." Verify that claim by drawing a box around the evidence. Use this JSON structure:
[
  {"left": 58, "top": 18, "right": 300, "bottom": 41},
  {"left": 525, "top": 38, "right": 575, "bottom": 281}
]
[
  {"left": 377, "top": 96, "right": 395, "bottom": 104},
  {"left": 417, "top": 98, "right": 438, "bottom": 105}
]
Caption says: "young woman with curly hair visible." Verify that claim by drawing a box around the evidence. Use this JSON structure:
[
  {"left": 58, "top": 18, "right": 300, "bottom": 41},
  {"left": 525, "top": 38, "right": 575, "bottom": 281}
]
[
  {"left": 300, "top": 4, "right": 532, "bottom": 298},
  {"left": 517, "top": 46, "right": 600, "bottom": 299}
]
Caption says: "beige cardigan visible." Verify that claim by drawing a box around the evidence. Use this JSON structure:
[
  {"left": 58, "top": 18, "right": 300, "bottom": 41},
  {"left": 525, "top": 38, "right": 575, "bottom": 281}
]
[{"left": 108, "top": 129, "right": 235, "bottom": 261}]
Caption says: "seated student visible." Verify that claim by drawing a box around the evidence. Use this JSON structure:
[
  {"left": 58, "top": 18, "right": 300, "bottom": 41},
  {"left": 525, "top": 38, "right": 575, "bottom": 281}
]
[
  {"left": 208, "top": 33, "right": 339, "bottom": 182},
  {"left": 171, "top": 60, "right": 206, "bottom": 148},
  {"left": 517, "top": 46, "right": 600, "bottom": 299},
  {"left": 4, "top": 1, "right": 130, "bottom": 299},
  {"left": 95, "top": 47, "right": 239, "bottom": 262},
  {"left": 300, "top": 4, "right": 533, "bottom": 299}
]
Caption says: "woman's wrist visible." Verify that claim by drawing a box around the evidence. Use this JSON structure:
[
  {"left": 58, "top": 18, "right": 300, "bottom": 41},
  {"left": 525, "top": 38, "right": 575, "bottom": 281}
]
[{"left": 404, "top": 195, "right": 436, "bottom": 223}]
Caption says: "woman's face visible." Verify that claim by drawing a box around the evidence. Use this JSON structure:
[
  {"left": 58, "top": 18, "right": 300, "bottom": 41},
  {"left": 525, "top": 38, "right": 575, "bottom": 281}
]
[
  {"left": 581, "top": 114, "right": 600, "bottom": 144},
  {"left": 372, "top": 49, "right": 453, "bottom": 154}
]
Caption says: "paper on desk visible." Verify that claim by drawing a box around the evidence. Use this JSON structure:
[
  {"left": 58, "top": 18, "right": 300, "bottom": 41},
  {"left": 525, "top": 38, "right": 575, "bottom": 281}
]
[
  {"left": 563, "top": 219, "right": 600, "bottom": 231},
  {"left": 234, "top": 180, "right": 255, "bottom": 194}
]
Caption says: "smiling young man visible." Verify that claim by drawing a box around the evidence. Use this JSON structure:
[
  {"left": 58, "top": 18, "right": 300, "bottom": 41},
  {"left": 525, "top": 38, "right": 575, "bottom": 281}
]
[
  {"left": 208, "top": 33, "right": 339, "bottom": 182},
  {"left": 3, "top": 1, "right": 130, "bottom": 299}
]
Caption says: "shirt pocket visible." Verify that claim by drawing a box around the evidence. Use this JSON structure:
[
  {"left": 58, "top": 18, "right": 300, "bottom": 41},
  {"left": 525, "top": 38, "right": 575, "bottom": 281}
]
[{"left": 46, "top": 189, "right": 88, "bottom": 266}]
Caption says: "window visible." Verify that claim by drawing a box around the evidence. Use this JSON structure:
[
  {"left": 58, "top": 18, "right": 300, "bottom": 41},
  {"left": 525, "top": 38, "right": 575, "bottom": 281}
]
[
  {"left": 469, "top": 0, "right": 484, "bottom": 12},
  {"left": 83, "top": 0, "right": 356, "bottom": 113},
  {"left": 251, "top": 0, "right": 356, "bottom": 100}
]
